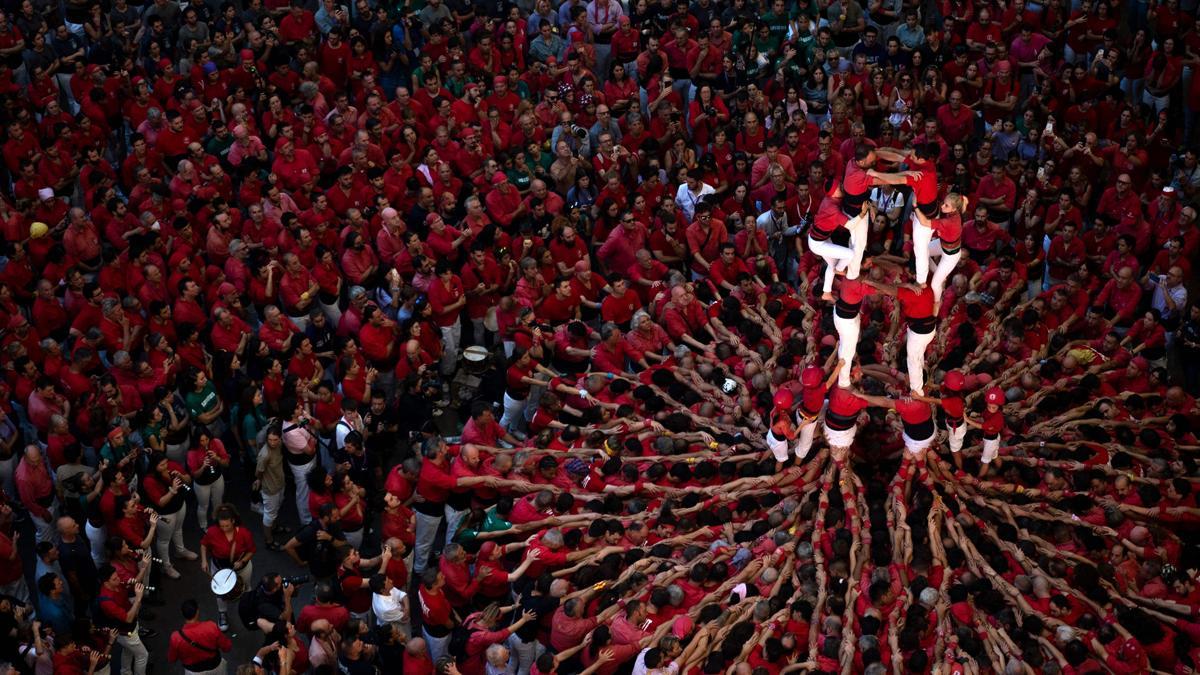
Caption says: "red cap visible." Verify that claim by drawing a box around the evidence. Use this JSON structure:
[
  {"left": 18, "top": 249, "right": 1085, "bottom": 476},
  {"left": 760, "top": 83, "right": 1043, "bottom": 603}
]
[
  {"left": 801, "top": 366, "right": 823, "bottom": 388},
  {"left": 773, "top": 389, "right": 794, "bottom": 410},
  {"left": 107, "top": 427, "right": 125, "bottom": 442},
  {"left": 478, "top": 541, "right": 498, "bottom": 558},
  {"left": 6, "top": 314, "right": 28, "bottom": 329},
  {"left": 218, "top": 282, "right": 237, "bottom": 296},
  {"left": 985, "top": 387, "right": 1004, "bottom": 406},
  {"left": 491, "top": 171, "right": 508, "bottom": 185},
  {"left": 1131, "top": 356, "right": 1149, "bottom": 371},
  {"left": 943, "top": 371, "right": 965, "bottom": 391},
  {"left": 424, "top": 212, "right": 443, "bottom": 225},
  {"left": 240, "top": 49, "right": 255, "bottom": 61}
]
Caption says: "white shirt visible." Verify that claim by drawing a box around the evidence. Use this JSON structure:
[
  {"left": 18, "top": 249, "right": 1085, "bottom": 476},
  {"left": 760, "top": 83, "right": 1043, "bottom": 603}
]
[
  {"left": 372, "top": 588, "right": 407, "bottom": 625},
  {"left": 675, "top": 182, "right": 716, "bottom": 221}
]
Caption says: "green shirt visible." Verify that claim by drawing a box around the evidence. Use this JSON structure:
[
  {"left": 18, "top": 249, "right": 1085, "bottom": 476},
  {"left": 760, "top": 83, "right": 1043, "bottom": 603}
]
[
  {"left": 185, "top": 382, "right": 220, "bottom": 419},
  {"left": 762, "top": 11, "right": 790, "bottom": 53}
]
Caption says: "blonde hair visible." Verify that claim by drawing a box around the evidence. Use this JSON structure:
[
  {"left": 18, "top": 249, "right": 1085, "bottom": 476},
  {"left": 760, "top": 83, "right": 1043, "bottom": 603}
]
[{"left": 945, "top": 193, "right": 969, "bottom": 214}]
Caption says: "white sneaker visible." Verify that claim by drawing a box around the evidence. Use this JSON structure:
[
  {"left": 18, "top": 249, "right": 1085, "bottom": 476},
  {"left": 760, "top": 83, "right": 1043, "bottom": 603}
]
[
  {"left": 163, "top": 565, "right": 181, "bottom": 579},
  {"left": 175, "top": 549, "right": 199, "bottom": 561}
]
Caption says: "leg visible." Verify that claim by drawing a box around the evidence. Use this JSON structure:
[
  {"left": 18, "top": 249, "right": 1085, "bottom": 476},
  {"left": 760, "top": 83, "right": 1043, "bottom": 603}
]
[
  {"left": 261, "top": 490, "right": 283, "bottom": 544},
  {"left": 500, "top": 392, "right": 527, "bottom": 432},
  {"left": 795, "top": 420, "right": 817, "bottom": 460},
  {"left": 119, "top": 630, "right": 149, "bottom": 675},
  {"left": 929, "top": 250, "right": 961, "bottom": 303},
  {"left": 195, "top": 481, "right": 212, "bottom": 530},
  {"left": 905, "top": 329, "right": 935, "bottom": 395},
  {"left": 808, "top": 236, "right": 855, "bottom": 294},
  {"left": 440, "top": 320, "right": 461, "bottom": 376},
  {"left": 443, "top": 504, "right": 467, "bottom": 548},
  {"left": 833, "top": 314, "right": 861, "bottom": 388},
  {"left": 912, "top": 218, "right": 933, "bottom": 284},
  {"left": 412, "top": 510, "right": 443, "bottom": 574},
  {"left": 171, "top": 504, "right": 192, "bottom": 557},
  {"left": 290, "top": 460, "right": 314, "bottom": 526},
  {"left": 155, "top": 511, "right": 178, "bottom": 575},
  {"left": 845, "top": 212, "right": 870, "bottom": 279}
]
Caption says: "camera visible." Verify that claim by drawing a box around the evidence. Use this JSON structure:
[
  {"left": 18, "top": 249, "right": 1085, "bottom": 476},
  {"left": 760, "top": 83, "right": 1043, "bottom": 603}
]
[
  {"left": 704, "top": 106, "right": 716, "bottom": 117},
  {"left": 572, "top": 125, "right": 588, "bottom": 140},
  {"left": 281, "top": 575, "right": 310, "bottom": 587}
]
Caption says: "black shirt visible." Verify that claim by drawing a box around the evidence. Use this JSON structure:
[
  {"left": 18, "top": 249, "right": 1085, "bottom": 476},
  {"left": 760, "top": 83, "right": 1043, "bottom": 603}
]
[{"left": 293, "top": 521, "right": 345, "bottom": 579}]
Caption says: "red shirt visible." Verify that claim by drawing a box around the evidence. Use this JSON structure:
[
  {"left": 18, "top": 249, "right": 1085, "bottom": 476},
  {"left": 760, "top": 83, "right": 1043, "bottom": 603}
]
[
  {"left": 297, "top": 603, "right": 349, "bottom": 634},
  {"left": 826, "top": 388, "right": 868, "bottom": 430},
  {"left": 200, "top": 525, "right": 255, "bottom": 563},
  {"left": 897, "top": 285, "right": 935, "bottom": 320},
  {"left": 168, "top": 621, "right": 231, "bottom": 667},
  {"left": 427, "top": 276, "right": 465, "bottom": 328}
]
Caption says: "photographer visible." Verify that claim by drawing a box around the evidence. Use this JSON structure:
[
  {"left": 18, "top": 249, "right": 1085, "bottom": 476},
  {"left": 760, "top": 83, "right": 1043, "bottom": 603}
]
[
  {"left": 237, "top": 573, "right": 298, "bottom": 634},
  {"left": 281, "top": 502, "right": 348, "bottom": 582},
  {"left": 280, "top": 399, "right": 320, "bottom": 527}
]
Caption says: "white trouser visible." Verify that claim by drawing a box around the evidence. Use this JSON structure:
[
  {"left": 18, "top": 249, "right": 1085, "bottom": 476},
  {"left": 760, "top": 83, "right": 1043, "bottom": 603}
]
[
  {"left": 440, "top": 320, "right": 462, "bottom": 376},
  {"left": 412, "top": 508, "right": 443, "bottom": 574},
  {"left": 809, "top": 235, "right": 855, "bottom": 294},
  {"left": 823, "top": 424, "right": 857, "bottom": 449},
  {"left": 845, "top": 212, "right": 870, "bottom": 279},
  {"left": 766, "top": 430, "right": 795, "bottom": 462},
  {"left": 210, "top": 560, "right": 252, "bottom": 614},
  {"left": 928, "top": 240, "right": 961, "bottom": 302},
  {"left": 500, "top": 392, "right": 528, "bottom": 432},
  {"left": 116, "top": 627, "right": 149, "bottom": 675},
  {"left": 155, "top": 506, "right": 188, "bottom": 567},
  {"left": 795, "top": 416, "right": 819, "bottom": 459},
  {"left": 183, "top": 658, "right": 227, "bottom": 675},
  {"left": 86, "top": 521, "right": 109, "bottom": 565},
  {"left": 912, "top": 216, "right": 933, "bottom": 285},
  {"left": 345, "top": 528, "right": 364, "bottom": 550},
  {"left": 903, "top": 430, "right": 935, "bottom": 455},
  {"left": 905, "top": 328, "right": 936, "bottom": 395},
  {"left": 946, "top": 423, "right": 967, "bottom": 453},
  {"left": 833, "top": 312, "right": 862, "bottom": 387},
  {"left": 194, "top": 476, "right": 225, "bottom": 530},
  {"left": 289, "top": 458, "right": 316, "bottom": 526},
  {"left": 981, "top": 436, "right": 1001, "bottom": 464},
  {"left": 261, "top": 490, "right": 284, "bottom": 529}
]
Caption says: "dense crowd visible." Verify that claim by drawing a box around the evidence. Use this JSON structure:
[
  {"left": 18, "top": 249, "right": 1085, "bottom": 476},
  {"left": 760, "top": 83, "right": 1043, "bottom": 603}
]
[{"left": 0, "top": 0, "right": 1196, "bottom": 673}]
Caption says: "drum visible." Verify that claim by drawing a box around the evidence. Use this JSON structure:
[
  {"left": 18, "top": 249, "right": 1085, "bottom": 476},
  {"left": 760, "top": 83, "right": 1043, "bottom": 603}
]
[{"left": 210, "top": 568, "right": 244, "bottom": 601}]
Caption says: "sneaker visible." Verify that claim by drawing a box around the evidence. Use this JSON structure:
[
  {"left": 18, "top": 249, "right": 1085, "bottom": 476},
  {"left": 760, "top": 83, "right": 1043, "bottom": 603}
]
[
  {"left": 175, "top": 549, "right": 199, "bottom": 561},
  {"left": 162, "top": 565, "right": 181, "bottom": 579},
  {"left": 218, "top": 612, "right": 229, "bottom": 632}
]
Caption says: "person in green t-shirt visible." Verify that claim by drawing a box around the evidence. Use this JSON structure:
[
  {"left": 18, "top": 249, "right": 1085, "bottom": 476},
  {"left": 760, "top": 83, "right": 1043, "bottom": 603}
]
[
  {"left": 184, "top": 369, "right": 225, "bottom": 434},
  {"left": 762, "top": 0, "right": 791, "bottom": 55}
]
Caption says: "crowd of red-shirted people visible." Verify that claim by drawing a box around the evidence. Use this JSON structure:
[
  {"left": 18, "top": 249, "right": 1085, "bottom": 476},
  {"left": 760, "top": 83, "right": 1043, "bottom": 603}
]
[{"left": 0, "top": 0, "right": 1198, "bottom": 673}]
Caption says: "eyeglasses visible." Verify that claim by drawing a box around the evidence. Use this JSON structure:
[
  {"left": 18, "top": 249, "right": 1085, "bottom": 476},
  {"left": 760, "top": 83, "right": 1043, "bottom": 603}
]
[{"left": 621, "top": 218, "right": 635, "bottom": 223}]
